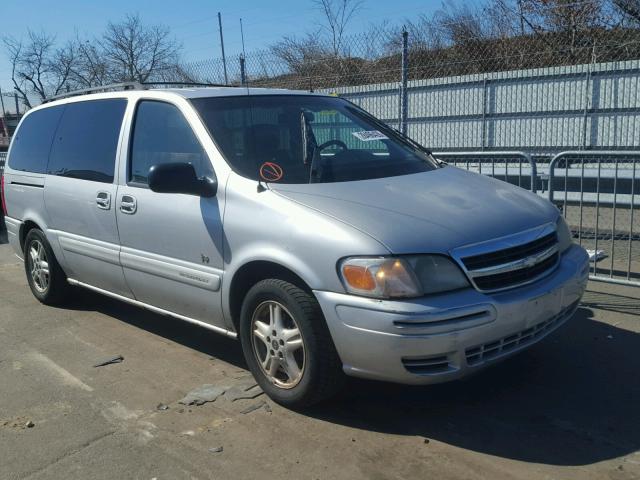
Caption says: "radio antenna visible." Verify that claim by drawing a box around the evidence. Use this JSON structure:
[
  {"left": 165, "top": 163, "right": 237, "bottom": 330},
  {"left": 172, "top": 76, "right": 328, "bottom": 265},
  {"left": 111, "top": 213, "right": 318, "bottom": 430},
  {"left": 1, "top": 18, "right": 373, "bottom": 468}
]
[
  {"left": 240, "top": 18, "right": 250, "bottom": 96},
  {"left": 240, "top": 18, "right": 247, "bottom": 57}
]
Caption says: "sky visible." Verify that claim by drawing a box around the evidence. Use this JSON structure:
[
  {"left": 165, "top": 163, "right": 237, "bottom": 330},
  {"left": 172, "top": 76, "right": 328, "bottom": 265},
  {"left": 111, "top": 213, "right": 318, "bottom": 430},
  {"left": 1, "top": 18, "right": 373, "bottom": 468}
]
[{"left": 0, "top": 0, "right": 444, "bottom": 112}]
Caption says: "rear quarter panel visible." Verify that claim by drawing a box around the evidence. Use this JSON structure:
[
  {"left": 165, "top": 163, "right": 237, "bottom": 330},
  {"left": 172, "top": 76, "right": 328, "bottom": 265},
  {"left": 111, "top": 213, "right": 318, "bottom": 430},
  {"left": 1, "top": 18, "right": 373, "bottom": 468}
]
[{"left": 2, "top": 168, "right": 50, "bottom": 259}]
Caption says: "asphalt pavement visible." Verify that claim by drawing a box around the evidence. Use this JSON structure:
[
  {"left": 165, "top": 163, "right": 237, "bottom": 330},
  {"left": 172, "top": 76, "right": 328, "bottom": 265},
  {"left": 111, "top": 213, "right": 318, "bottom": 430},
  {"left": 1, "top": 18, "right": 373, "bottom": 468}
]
[{"left": 1, "top": 242, "right": 639, "bottom": 480}]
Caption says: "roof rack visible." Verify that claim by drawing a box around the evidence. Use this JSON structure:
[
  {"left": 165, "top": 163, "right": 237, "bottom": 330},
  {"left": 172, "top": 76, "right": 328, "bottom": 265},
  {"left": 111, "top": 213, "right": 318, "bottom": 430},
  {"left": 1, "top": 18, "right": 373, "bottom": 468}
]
[
  {"left": 43, "top": 82, "right": 143, "bottom": 103},
  {"left": 141, "top": 81, "right": 232, "bottom": 88},
  {"left": 43, "top": 81, "right": 237, "bottom": 103}
]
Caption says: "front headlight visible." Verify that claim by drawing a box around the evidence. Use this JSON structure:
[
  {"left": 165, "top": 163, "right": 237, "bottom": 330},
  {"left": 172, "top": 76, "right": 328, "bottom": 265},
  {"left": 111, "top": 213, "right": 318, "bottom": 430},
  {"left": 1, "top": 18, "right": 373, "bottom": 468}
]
[
  {"left": 556, "top": 215, "right": 573, "bottom": 253},
  {"left": 338, "top": 255, "right": 470, "bottom": 299}
]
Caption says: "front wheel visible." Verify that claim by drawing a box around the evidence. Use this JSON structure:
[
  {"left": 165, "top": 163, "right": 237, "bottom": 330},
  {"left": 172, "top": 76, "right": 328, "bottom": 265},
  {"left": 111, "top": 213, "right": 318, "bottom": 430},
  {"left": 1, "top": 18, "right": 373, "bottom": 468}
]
[
  {"left": 239, "top": 279, "right": 344, "bottom": 408},
  {"left": 24, "top": 229, "right": 70, "bottom": 305}
]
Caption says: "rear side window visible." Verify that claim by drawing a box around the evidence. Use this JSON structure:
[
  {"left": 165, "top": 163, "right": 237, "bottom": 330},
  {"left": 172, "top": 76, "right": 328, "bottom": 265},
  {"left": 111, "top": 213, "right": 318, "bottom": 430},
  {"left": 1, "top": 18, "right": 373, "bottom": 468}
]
[
  {"left": 8, "top": 106, "right": 64, "bottom": 173},
  {"left": 129, "top": 101, "right": 211, "bottom": 185},
  {"left": 48, "top": 99, "right": 127, "bottom": 183}
]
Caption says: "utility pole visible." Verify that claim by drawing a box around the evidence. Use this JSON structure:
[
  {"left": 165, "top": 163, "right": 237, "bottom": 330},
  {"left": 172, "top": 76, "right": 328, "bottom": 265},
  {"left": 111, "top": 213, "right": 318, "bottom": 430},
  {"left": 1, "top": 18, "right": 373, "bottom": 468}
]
[{"left": 218, "top": 12, "right": 229, "bottom": 85}]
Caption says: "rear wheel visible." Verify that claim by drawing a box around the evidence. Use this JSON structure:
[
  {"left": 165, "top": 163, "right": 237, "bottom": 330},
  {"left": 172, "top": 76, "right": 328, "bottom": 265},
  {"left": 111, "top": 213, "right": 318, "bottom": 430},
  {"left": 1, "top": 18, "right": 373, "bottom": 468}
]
[
  {"left": 239, "top": 279, "right": 344, "bottom": 408},
  {"left": 24, "top": 229, "right": 70, "bottom": 305}
]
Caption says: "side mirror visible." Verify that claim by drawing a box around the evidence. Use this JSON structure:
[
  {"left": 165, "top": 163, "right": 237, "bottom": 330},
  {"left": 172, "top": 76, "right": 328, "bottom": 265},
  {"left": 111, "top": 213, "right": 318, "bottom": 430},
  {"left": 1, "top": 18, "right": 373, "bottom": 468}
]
[{"left": 148, "top": 162, "right": 217, "bottom": 197}]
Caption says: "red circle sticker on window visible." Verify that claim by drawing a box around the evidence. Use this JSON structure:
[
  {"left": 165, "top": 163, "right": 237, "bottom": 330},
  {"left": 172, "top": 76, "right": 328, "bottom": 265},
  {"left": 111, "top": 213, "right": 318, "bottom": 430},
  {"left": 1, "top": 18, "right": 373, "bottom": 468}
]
[{"left": 259, "top": 162, "right": 284, "bottom": 182}]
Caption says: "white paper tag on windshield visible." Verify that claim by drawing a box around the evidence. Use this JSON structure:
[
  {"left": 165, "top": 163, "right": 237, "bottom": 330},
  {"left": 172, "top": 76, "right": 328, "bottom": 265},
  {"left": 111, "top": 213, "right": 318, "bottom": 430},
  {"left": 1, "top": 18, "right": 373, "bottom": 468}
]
[{"left": 352, "top": 130, "right": 388, "bottom": 142}]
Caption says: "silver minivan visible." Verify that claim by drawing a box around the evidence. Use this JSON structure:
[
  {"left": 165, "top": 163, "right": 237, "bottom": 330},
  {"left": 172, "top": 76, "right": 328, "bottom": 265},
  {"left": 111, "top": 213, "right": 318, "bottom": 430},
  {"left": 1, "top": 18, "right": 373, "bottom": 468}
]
[{"left": 1, "top": 85, "right": 589, "bottom": 407}]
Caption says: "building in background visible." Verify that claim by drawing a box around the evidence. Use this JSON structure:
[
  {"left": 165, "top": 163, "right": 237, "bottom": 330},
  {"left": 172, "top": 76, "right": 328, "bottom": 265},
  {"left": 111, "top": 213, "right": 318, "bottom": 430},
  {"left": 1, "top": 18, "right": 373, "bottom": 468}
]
[{"left": 0, "top": 114, "right": 21, "bottom": 152}]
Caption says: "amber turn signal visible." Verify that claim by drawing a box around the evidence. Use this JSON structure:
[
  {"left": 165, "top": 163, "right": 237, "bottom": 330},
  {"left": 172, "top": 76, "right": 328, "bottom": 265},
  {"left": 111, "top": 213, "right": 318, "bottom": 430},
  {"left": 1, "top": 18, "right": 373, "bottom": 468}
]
[{"left": 341, "top": 264, "right": 376, "bottom": 291}]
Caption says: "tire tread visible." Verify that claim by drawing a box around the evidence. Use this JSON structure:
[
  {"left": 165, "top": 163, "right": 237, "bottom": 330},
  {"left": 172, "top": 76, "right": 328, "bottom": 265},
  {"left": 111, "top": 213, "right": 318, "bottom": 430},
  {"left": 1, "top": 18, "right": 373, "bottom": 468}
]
[{"left": 240, "top": 278, "right": 344, "bottom": 407}]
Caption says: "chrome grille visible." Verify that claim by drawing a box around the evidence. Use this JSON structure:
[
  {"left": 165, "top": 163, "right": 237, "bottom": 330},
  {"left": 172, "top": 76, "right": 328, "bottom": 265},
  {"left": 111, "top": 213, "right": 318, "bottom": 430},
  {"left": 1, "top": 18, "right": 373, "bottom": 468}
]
[
  {"left": 465, "top": 300, "right": 579, "bottom": 366},
  {"left": 453, "top": 224, "right": 560, "bottom": 292},
  {"left": 462, "top": 232, "right": 557, "bottom": 270},
  {"left": 473, "top": 252, "right": 559, "bottom": 290}
]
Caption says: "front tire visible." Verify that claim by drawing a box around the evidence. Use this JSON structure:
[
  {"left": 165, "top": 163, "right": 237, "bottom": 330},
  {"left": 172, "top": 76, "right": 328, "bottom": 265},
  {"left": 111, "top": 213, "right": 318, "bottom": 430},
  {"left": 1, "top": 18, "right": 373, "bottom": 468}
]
[
  {"left": 24, "top": 229, "right": 70, "bottom": 305},
  {"left": 239, "top": 279, "right": 344, "bottom": 408}
]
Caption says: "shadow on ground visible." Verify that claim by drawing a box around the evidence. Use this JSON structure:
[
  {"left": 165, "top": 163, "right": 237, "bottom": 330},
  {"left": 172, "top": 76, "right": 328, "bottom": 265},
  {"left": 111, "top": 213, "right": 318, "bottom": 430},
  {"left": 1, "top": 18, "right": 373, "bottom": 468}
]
[
  {"left": 68, "top": 289, "right": 246, "bottom": 370},
  {"left": 0, "top": 223, "right": 7, "bottom": 244},
  {"left": 67, "top": 289, "right": 639, "bottom": 467}
]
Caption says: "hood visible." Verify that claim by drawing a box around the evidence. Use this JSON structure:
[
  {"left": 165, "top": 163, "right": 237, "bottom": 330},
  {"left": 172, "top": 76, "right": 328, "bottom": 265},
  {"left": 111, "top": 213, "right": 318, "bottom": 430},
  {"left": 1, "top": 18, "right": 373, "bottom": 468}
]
[{"left": 269, "top": 166, "right": 558, "bottom": 254}]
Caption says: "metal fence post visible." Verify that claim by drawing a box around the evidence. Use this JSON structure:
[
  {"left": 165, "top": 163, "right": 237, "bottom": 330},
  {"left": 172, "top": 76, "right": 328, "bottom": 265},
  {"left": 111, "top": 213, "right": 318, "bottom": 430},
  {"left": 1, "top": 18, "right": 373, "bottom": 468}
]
[
  {"left": 581, "top": 61, "right": 593, "bottom": 150},
  {"left": 481, "top": 77, "right": 487, "bottom": 151},
  {"left": 240, "top": 54, "right": 247, "bottom": 86},
  {"left": 400, "top": 29, "right": 409, "bottom": 136}
]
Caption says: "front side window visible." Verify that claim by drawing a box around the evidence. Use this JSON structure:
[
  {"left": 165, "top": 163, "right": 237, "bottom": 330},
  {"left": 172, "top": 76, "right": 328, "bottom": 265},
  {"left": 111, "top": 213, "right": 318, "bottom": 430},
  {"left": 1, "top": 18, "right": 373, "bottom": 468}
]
[
  {"left": 191, "top": 95, "right": 437, "bottom": 184},
  {"left": 48, "top": 99, "right": 127, "bottom": 183},
  {"left": 8, "top": 106, "right": 65, "bottom": 174},
  {"left": 129, "top": 101, "right": 212, "bottom": 185}
]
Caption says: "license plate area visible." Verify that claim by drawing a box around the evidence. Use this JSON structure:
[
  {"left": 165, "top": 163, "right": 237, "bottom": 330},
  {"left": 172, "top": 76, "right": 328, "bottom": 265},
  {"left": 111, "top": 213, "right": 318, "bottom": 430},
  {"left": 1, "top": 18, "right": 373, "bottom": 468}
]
[{"left": 526, "top": 288, "right": 563, "bottom": 327}]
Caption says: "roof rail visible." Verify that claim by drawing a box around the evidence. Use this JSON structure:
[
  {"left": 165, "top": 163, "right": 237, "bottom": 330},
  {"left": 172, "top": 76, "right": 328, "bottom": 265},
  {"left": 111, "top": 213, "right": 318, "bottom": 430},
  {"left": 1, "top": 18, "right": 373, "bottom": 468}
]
[
  {"left": 43, "top": 82, "right": 144, "bottom": 103},
  {"left": 141, "top": 81, "right": 234, "bottom": 88},
  {"left": 43, "top": 81, "right": 239, "bottom": 103}
]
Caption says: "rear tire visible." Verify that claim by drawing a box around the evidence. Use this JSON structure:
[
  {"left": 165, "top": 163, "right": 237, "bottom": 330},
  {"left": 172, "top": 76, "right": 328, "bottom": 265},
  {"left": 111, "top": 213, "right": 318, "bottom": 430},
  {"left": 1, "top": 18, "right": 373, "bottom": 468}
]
[
  {"left": 24, "top": 229, "right": 70, "bottom": 305},
  {"left": 239, "top": 279, "right": 345, "bottom": 408}
]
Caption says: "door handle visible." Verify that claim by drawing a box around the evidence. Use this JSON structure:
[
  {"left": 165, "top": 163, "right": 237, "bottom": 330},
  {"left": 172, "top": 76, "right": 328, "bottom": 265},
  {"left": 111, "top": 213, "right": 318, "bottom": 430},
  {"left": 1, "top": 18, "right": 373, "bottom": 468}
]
[
  {"left": 96, "top": 191, "right": 111, "bottom": 210},
  {"left": 120, "top": 195, "right": 137, "bottom": 214}
]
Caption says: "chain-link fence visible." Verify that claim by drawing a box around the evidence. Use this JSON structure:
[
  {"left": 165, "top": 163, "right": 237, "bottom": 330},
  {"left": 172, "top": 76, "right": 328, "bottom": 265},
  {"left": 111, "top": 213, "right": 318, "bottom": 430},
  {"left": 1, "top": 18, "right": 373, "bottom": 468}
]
[
  {"left": 160, "top": 24, "right": 640, "bottom": 154},
  {"left": 173, "top": 25, "right": 640, "bottom": 90}
]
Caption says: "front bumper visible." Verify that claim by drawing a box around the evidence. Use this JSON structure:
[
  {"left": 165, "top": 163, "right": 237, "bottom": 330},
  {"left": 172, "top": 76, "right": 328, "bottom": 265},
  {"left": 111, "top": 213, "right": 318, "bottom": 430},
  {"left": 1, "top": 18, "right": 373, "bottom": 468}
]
[{"left": 314, "top": 244, "right": 589, "bottom": 385}]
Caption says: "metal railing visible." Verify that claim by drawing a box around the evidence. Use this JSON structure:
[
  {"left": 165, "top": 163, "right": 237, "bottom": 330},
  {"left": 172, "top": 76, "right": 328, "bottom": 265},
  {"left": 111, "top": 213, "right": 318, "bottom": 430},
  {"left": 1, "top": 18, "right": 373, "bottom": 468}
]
[
  {"left": 434, "top": 151, "right": 537, "bottom": 193},
  {"left": 432, "top": 150, "right": 639, "bottom": 287},
  {"left": 547, "top": 151, "right": 640, "bottom": 287}
]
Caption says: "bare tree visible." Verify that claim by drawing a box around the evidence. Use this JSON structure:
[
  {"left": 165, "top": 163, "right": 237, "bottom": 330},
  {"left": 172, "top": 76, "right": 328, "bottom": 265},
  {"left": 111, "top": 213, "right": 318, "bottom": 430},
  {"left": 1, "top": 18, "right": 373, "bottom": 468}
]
[
  {"left": 101, "top": 14, "right": 181, "bottom": 83},
  {"left": 72, "top": 35, "right": 111, "bottom": 87},
  {"left": 3, "top": 31, "right": 77, "bottom": 108},
  {"left": 3, "top": 36, "right": 31, "bottom": 108},
  {"left": 271, "top": 33, "right": 327, "bottom": 73},
  {"left": 313, "top": 0, "right": 363, "bottom": 56},
  {"left": 434, "top": 2, "right": 491, "bottom": 45},
  {"left": 514, "top": 0, "right": 608, "bottom": 33},
  {"left": 3, "top": 14, "right": 185, "bottom": 108},
  {"left": 613, "top": 0, "right": 640, "bottom": 24}
]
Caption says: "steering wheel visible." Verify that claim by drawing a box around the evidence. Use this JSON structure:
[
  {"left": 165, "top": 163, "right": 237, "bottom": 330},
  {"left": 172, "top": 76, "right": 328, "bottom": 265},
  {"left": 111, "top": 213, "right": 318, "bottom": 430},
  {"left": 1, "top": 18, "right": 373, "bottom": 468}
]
[{"left": 317, "top": 139, "right": 348, "bottom": 152}]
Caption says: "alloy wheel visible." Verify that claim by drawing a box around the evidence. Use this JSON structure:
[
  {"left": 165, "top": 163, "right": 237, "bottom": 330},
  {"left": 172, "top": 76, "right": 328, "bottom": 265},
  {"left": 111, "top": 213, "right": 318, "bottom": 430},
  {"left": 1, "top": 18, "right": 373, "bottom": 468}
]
[
  {"left": 29, "top": 240, "right": 50, "bottom": 293},
  {"left": 251, "top": 300, "right": 306, "bottom": 389}
]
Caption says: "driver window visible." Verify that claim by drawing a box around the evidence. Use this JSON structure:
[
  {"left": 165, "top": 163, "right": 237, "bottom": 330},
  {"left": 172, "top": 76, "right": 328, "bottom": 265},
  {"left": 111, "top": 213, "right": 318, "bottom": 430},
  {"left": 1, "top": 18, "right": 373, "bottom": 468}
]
[{"left": 129, "top": 100, "right": 213, "bottom": 185}]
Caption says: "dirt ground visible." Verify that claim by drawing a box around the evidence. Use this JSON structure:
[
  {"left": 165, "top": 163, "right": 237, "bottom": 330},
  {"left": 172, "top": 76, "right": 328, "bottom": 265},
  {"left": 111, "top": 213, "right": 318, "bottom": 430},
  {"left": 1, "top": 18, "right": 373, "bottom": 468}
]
[{"left": 0, "top": 242, "right": 639, "bottom": 480}]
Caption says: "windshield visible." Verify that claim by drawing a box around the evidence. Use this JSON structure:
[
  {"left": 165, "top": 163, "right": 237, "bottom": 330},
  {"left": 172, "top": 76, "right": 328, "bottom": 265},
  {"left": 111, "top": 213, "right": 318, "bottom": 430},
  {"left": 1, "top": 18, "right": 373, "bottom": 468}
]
[{"left": 191, "top": 95, "right": 437, "bottom": 184}]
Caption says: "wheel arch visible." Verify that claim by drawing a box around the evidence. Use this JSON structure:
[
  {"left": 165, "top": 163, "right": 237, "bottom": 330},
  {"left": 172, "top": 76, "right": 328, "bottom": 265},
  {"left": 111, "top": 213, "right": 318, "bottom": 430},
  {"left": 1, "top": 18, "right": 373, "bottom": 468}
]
[
  {"left": 226, "top": 260, "right": 314, "bottom": 332},
  {"left": 20, "top": 219, "right": 45, "bottom": 252}
]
